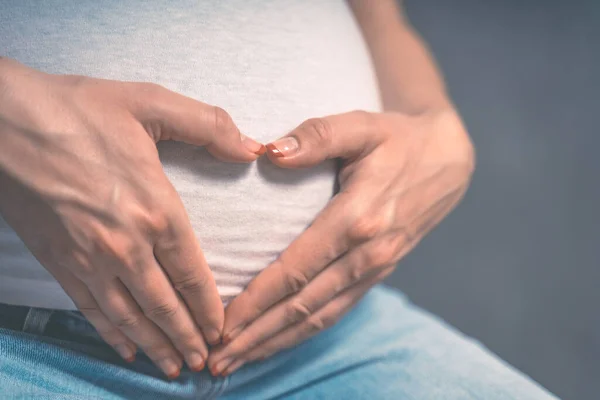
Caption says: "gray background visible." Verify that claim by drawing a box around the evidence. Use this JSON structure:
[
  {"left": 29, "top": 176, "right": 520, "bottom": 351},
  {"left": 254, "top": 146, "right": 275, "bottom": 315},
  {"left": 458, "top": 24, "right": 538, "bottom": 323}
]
[{"left": 384, "top": 1, "right": 599, "bottom": 399}]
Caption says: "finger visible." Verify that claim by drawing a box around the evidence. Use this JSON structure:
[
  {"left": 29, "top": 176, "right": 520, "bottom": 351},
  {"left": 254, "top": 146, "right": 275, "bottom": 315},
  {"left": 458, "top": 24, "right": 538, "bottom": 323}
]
[
  {"left": 245, "top": 267, "right": 395, "bottom": 361},
  {"left": 154, "top": 203, "right": 224, "bottom": 346},
  {"left": 86, "top": 277, "right": 184, "bottom": 379},
  {"left": 221, "top": 181, "right": 390, "bottom": 342},
  {"left": 221, "top": 267, "right": 395, "bottom": 377},
  {"left": 210, "top": 234, "right": 402, "bottom": 368},
  {"left": 118, "top": 257, "right": 210, "bottom": 372},
  {"left": 221, "top": 192, "right": 360, "bottom": 343},
  {"left": 126, "top": 82, "right": 265, "bottom": 162},
  {"left": 51, "top": 267, "right": 137, "bottom": 362},
  {"left": 265, "top": 111, "right": 390, "bottom": 168},
  {"left": 221, "top": 165, "right": 463, "bottom": 347},
  {"left": 219, "top": 358, "right": 245, "bottom": 377},
  {"left": 218, "top": 171, "right": 464, "bottom": 360}
]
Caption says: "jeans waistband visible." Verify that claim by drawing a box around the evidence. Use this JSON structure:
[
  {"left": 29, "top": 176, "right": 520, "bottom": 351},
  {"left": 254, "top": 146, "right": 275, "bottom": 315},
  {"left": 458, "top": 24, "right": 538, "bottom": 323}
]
[
  {"left": 0, "top": 303, "right": 31, "bottom": 331},
  {"left": 0, "top": 302, "right": 93, "bottom": 340}
]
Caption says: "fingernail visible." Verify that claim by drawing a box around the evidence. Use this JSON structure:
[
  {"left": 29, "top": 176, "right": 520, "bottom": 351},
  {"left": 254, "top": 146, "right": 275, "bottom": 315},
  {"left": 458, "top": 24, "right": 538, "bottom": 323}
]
[
  {"left": 222, "top": 359, "right": 245, "bottom": 376},
  {"left": 223, "top": 326, "right": 243, "bottom": 344},
  {"left": 159, "top": 358, "right": 180, "bottom": 379},
  {"left": 187, "top": 352, "right": 205, "bottom": 372},
  {"left": 116, "top": 344, "right": 135, "bottom": 362},
  {"left": 255, "top": 144, "right": 267, "bottom": 156},
  {"left": 241, "top": 134, "right": 265, "bottom": 155},
  {"left": 213, "top": 358, "right": 232, "bottom": 376},
  {"left": 266, "top": 137, "right": 299, "bottom": 157}
]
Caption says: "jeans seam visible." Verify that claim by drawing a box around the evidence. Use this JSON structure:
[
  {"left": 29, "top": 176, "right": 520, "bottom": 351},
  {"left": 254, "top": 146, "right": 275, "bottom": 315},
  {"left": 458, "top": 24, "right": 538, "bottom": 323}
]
[{"left": 211, "top": 375, "right": 230, "bottom": 399}]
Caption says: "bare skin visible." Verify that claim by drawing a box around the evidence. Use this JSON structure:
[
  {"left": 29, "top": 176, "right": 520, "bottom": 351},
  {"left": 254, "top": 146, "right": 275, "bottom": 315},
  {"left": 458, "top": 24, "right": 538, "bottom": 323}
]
[
  {"left": 0, "top": 57, "right": 265, "bottom": 378},
  {"left": 1, "top": 0, "right": 475, "bottom": 381},
  {"left": 209, "top": 0, "right": 476, "bottom": 376}
]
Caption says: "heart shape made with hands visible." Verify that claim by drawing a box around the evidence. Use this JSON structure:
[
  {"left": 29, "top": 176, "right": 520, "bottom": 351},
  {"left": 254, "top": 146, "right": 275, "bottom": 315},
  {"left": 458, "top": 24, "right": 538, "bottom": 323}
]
[{"left": 208, "top": 109, "right": 474, "bottom": 377}]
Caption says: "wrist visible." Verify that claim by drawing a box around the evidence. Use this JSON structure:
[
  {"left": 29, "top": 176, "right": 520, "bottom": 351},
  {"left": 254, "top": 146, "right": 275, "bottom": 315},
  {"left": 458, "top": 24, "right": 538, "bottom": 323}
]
[
  {"left": 386, "top": 95, "right": 455, "bottom": 118},
  {"left": 0, "top": 57, "right": 25, "bottom": 114}
]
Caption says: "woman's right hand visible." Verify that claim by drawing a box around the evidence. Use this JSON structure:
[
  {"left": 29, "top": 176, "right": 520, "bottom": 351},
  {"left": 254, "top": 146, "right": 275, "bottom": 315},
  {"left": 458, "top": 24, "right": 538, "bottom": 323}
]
[{"left": 0, "top": 58, "right": 264, "bottom": 378}]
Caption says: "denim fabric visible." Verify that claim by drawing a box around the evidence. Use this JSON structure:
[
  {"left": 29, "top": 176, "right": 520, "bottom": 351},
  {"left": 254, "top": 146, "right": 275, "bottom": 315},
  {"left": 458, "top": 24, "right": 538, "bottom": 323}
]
[{"left": 0, "top": 285, "right": 558, "bottom": 399}]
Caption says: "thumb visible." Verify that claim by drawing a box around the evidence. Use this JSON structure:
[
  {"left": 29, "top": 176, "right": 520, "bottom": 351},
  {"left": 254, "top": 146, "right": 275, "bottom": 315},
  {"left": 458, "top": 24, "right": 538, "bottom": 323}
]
[
  {"left": 265, "top": 111, "right": 386, "bottom": 168},
  {"left": 130, "top": 83, "right": 265, "bottom": 162}
]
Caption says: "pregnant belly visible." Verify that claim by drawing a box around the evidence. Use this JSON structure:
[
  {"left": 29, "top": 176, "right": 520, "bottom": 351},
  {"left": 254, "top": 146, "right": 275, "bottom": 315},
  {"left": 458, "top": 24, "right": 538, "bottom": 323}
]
[
  {"left": 159, "top": 142, "right": 337, "bottom": 305},
  {"left": 0, "top": 0, "right": 381, "bottom": 309}
]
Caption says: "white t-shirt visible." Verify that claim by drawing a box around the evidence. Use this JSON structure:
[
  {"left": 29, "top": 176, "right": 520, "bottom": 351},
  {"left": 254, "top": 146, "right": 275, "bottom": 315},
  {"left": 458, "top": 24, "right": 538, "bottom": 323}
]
[{"left": 0, "top": 0, "right": 381, "bottom": 309}]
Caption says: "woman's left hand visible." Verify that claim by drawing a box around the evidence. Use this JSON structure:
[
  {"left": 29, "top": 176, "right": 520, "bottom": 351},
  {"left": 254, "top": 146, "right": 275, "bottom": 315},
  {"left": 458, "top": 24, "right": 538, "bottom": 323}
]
[{"left": 207, "top": 108, "right": 475, "bottom": 376}]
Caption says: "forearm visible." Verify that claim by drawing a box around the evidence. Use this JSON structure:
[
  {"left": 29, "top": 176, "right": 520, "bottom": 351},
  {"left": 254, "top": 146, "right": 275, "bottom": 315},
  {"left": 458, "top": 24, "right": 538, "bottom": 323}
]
[
  {"left": 0, "top": 56, "right": 20, "bottom": 97},
  {"left": 0, "top": 57, "right": 10, "bottom": 111},
  {"left": 0, "top": 57, "right": 32, "bottom": 125},
  {"left": 0, "top": 57, "right": 15, "bottom": 153},
  {"left": 0, "top": 57, "right": 36, "bottom": 150},
  {"left": 348, "top": 0, "right": 452, "bottom": 114}
]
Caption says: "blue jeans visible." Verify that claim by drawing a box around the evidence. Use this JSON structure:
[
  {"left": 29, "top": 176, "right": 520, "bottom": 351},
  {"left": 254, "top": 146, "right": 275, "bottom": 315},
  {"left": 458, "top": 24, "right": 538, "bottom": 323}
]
[{"left": 0, "top": 285, "right": 557, "bottom": 399}]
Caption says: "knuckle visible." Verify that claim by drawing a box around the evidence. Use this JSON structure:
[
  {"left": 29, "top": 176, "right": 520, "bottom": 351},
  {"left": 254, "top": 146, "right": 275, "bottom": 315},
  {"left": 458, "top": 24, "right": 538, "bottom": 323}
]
[
  {"left": 114, "top": 244, "right": 145, "bottom": 273},
  {"left": 398, "top": 222, "right": 418, "bottom": 243},
  {"left": 282, "top": 267, "right": 310, "bottom": 295},
  {"left": 300, "top": 117, "right": 333, "bottom": 146},
  {"left": 348, "top": 214, "right": 383, "bottom": 242},
  {"left": 137, "top": 207, "right": 169, "bottom": 235},
  {"left": 66, "top": 251, "right": 97, "bottom": 280},
  {"left": 155, "top": 219, "right": 181, "bottom": 245},
  {"left": 363, "top": 238, "right": 399, "bottom": 268},
  {"left": 320, "top": 313, "right": 338, "bottom": 330},
  {"left": 91, "top": 230, "right": 144, "bottom": 272},
  {"left": 347, "top": 260, "right": 366, "bottom": 283},
  {"left": 114, "top": 313, "right": 143, "bottom": 330},
  {"left": 320, "top": 242, "right": 343, "bottom": 267},
  {"left": 212, "top": 106, "right": 235, "bottom": 134},
  {"left": 149, "top": 212, "right": 170, "bottom": 235},
  {"left": 172, "top": 272, "right": 209, "bottom": 294},
  {"left": 330, "top": 278, "right": 346, "bottom": 296},
  {"left": 361, "top": 248, "right": 386, "bottom": 269},
  {"left": 284, "top": 300, "right": 312, "bottom": 324},
  {"left": 305, "top": 315, "right": 326, "bottom": 333},
  {"left": 135, "top": 186, "right": 180, "bottom": 236},
  {"left": 145, "top": 302, "right": 179, "bottom": 321}
]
